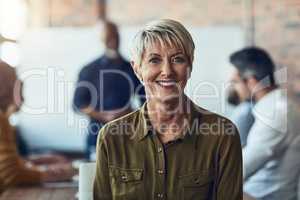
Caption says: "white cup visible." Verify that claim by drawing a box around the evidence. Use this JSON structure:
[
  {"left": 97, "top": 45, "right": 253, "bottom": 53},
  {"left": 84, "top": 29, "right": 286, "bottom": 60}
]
[{"left": 79, "top": 162, "right": 96, "bottom": 200}]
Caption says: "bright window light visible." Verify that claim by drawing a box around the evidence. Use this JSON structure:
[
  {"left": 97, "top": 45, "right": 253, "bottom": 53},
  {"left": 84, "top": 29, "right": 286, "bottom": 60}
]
[
  {"left": 0, "top": 42, "right": 20, "bottom": 67},
  {"left": 0, "top": 0, "right": 28, "bottom": 40}
]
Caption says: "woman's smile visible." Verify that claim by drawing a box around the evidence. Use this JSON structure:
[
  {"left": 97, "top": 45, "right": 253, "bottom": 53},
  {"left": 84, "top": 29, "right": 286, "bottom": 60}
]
[{"left": 155, "top": 79, "right": 177, "bottom": 88}]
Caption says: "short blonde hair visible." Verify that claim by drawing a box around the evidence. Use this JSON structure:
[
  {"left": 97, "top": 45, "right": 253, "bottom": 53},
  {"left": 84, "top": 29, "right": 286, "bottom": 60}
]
[{"left": 131, "top": 19, "right": 195, "bottom": 67}]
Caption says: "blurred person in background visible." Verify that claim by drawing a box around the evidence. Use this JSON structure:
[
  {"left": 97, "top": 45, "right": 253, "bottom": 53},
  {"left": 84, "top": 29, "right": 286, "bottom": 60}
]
[
  {"left": 227, "top": 68, "right": 255, "bottom": 147},
  {"left": 230, "top": 47, "right": 300, "bottom": 200},
  {"left": 0, "top": 61, "right": 76, "bottom": 194},
  {"left": 73, "top": 21, "right": 145, "bottom": 160}
]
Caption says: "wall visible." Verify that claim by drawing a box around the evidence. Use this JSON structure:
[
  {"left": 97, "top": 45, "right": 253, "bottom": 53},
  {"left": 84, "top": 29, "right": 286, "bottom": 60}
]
[
  {"left": 109, "top": 0, "right": 300, "bottom": 73},
  {"left": 27, "top": 0, "right": 300, "bottom": 78},
  {"left": 252, "top": 1, "right": 300, "bottom": 101}
]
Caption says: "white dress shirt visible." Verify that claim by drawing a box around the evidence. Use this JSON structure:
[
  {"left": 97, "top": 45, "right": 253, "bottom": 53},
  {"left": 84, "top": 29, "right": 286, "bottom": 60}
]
[{"left": 243, "top": 88, "right": 300, "bottom": 200}]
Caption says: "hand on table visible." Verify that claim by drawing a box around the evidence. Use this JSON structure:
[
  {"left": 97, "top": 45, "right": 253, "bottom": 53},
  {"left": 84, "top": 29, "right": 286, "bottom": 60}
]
[
  {"left": 28, "top": 154, "right": 68, "bottom": 165},
  {"left": 41, "top": 163, "right": 77, "bottom": 182}
]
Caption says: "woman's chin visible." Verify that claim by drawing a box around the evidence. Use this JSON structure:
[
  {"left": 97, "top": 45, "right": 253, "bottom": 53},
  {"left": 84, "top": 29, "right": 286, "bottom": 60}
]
[
  {"left": 146, "top": 86, "right": 185, "bottom": 101},
  {"left": 157, "top": 91, "right": 184, "bottom": 102}
]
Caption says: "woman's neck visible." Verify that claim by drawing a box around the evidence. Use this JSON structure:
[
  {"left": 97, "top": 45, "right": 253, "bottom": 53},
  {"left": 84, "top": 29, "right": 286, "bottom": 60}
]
[
  {"left": 147, "top": 96, "right": 189, "bottom": 143},
  {"left": 148, "top": 96, "right": 187, "bottom": 121}
]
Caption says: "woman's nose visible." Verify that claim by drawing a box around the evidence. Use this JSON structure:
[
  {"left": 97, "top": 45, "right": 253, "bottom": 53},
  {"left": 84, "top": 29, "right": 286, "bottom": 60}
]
[{"left": 161, "top": 60, "right": 173, "bottom": 76}]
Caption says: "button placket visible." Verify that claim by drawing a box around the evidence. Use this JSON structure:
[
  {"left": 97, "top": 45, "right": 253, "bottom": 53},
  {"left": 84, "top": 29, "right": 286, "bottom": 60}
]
[
  {"left": 153, "top": 135, "right": 166, "bottom": 200},
  {"left": 157, "top": 146, "right": 164, "bottom": 176},
  {"left": 157, "top": 193, "right": 164, "bottom": 199}
]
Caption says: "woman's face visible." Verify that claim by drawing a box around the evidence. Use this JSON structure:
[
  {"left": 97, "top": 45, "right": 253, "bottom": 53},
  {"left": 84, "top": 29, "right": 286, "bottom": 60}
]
[{"left": 134, "top": 42, "right": 191, "bottom": 102}]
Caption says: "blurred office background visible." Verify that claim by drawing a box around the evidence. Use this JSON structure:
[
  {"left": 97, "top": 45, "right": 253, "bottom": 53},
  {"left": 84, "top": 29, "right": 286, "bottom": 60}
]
[{"left": 0, "top": 0, "right": 299, "bottom": 153}]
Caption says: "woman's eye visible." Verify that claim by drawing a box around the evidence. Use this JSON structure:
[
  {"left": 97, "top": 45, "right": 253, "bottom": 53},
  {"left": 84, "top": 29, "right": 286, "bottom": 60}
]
[
  {"left": 149, "top": 58, "right": 161, "bottom": 64},
  {"left": 172, "top": 57, "right": 186, "bottom": 63}
]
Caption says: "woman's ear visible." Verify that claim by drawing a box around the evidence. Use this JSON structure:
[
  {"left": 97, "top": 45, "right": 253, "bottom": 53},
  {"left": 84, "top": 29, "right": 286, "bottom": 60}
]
[{"left": 131, "top": 61, "right": 143, "bottom": 82}]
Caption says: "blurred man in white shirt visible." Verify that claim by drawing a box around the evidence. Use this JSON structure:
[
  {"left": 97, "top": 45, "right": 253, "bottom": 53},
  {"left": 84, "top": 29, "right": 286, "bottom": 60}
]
[{"left": 230, "top": 47, "right": 300, "bottom": 200}]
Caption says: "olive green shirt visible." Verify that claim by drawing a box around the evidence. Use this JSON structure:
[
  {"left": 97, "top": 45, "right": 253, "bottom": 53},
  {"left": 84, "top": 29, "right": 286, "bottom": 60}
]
[{"left": 93, "top": 102, "right": 243, "bottom": 200}]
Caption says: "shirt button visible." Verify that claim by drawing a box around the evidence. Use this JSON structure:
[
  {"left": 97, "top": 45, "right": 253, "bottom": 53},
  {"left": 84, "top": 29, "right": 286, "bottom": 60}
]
[
  {"left": 194, "top": 177, "right": 200, "bottom": 184},
  {"left": 157, "top": 147, "right": 163, "bottom": 153},
  {"left": 157, "top": 193, "right": 164, "bottom": 199},
  {"left": 157, "top": 169, "right": 164, "bottom": 174}
]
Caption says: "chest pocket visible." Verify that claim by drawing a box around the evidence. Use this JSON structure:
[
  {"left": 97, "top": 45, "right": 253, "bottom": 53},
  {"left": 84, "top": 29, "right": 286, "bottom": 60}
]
[
  {"left": 178, "top": 171, "right": 214, "bottom": 200},
  {"left": 109, "top": 166, "right": 144, "bottom": 200}
]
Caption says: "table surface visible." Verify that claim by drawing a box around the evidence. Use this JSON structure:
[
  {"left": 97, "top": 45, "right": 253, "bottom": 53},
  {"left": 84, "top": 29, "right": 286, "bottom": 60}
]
[{"left": 0, "top": 185, "right": 78, "bottom": 200}]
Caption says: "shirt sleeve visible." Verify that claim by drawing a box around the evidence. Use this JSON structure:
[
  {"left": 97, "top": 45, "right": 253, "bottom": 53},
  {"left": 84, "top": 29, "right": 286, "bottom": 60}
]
[
  {"left": 242, "top": 119, "right": 286, "bottom": 180},
  {"left": 73, "top": 68, "right": 95, "bottom": 111},
  {"left": 229, "top": 103, "right": 254, "bottom": 147},
  {"left": 11, "top": 159, "right": 43, "bottom": 185},
  {"left": 0, "top": 153, "right": 43, "bottom": 188},
  {"left": 216, "top": 125, "right": 243, "bottom": 200},
  {"left": 93, "top": 127, "right": 112, "bottom": 200},
  {"left": 0, "top": 116, "right": 42, "bottom": 189}
]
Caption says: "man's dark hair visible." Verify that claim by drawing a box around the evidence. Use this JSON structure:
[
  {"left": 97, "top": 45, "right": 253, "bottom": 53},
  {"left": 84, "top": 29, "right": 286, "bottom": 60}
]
[{"left": 229, "top": 47, "right": 276, "bottom": 86}]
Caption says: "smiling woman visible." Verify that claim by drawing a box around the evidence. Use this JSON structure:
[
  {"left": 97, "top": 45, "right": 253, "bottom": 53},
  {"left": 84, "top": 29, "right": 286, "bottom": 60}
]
[{"left": 93, "top": 19, "right": 243, "bottom": 200}]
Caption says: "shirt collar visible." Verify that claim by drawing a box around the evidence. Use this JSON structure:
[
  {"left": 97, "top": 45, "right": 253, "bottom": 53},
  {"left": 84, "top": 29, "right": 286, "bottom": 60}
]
[
  {"left": 100, "top": 54, "right": 125, "bottom": 66},
  {"left": 252, "top": 88, "right": 283, "bottom": 117},
  {"left": 135, "top": 100, "right": 201, "bottom": 148},
  {"left": 136, "top": 102, "right": 152, "bottom": 141}
]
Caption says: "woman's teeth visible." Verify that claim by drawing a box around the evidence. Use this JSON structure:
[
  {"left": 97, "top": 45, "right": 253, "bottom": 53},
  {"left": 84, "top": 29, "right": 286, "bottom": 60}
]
[{"left": 156, "top": 80, "right": 176, "bottom": 86}]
